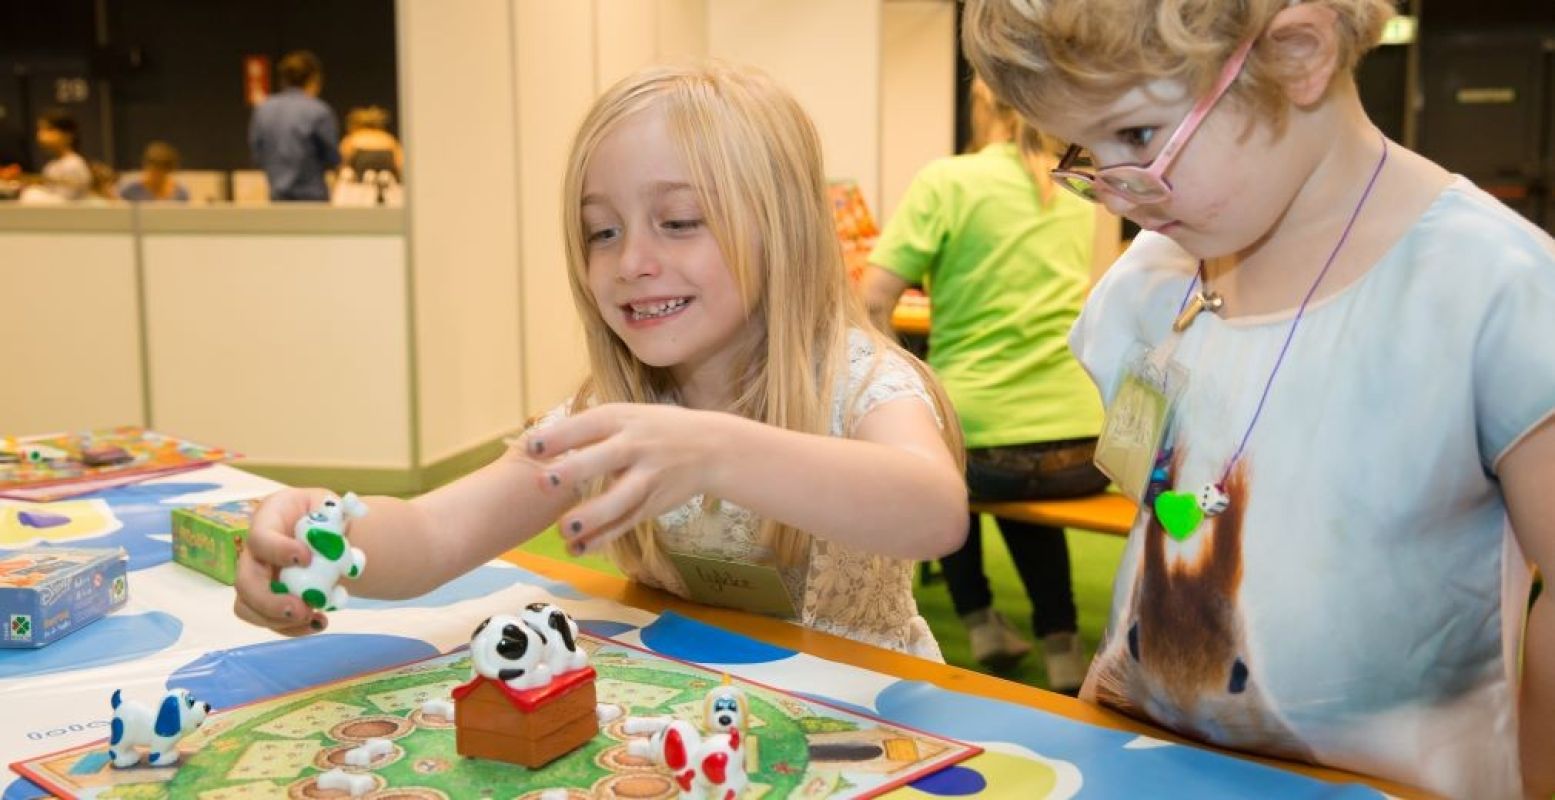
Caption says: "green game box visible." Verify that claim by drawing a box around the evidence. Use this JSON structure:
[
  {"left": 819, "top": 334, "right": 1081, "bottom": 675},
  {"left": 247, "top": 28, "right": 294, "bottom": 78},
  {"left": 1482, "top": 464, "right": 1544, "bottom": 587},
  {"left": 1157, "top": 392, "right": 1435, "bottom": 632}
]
[
  {"left": 0, "top": 547, "right": 128, "bottom": 648},
  {"left": 171, "top": 498, "right": 262, "bottom": 585}
]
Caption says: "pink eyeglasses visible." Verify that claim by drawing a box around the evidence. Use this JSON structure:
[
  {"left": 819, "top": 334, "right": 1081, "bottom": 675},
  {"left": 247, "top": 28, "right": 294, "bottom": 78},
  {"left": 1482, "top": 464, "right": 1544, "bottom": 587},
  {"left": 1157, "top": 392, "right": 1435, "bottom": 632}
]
[{"left": 1052, "top": 34, "right": 1258, "bottom": 205}]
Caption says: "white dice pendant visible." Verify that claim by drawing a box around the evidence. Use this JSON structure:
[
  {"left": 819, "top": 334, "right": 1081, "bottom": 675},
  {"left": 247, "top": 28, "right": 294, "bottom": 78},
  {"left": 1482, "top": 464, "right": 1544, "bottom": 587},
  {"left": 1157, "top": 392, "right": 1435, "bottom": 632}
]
[{"left": 1197, "top": 483, "right": 1230, "bottom": 516}]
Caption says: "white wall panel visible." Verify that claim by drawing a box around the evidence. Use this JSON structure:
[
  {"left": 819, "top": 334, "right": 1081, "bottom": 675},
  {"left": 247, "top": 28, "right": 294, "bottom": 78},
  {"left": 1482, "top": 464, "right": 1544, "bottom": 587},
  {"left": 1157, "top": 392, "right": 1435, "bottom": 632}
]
[
  {"left": 142, "top": 235, "right": 409, "bottom": 467},
  {"left": 400, "top": 0, "right": 527, "bottom": 463},
  {"left": 708, "top": 0, "right": 883, "bottom": 212},
  {"left": 0, "top": 233, "right": 143, "bottom": 433}
]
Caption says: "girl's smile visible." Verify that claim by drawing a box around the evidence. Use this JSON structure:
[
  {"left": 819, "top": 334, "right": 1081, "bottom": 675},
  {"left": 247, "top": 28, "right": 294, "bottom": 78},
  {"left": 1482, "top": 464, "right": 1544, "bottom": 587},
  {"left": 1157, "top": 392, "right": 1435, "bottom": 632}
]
[{"left": 621, "top": 295, "right": 695, "bottom": 326}]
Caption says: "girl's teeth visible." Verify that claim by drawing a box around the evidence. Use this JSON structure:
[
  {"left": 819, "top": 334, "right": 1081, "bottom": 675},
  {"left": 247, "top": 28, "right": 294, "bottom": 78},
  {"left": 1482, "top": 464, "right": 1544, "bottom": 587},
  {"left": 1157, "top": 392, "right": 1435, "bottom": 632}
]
[{"left": 631, "top": 298, "right": 688, "bottom": 319}]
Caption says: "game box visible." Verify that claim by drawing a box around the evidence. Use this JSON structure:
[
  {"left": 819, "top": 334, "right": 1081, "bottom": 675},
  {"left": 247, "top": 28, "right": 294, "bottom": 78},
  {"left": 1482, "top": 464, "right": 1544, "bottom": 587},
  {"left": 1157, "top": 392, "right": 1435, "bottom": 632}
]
[
  {"left": 0, "top": 547, "right": 128, "bottom": 648},
  {"left": 171, "top": 498, "right": 262, "bottom": 585}
]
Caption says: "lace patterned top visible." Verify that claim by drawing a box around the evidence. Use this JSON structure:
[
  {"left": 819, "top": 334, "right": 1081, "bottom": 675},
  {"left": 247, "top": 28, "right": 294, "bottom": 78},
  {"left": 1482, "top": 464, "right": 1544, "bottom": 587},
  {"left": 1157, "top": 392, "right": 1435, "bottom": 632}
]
[{"left": 534, "top": 329, "right": 946, "bottom": 660}]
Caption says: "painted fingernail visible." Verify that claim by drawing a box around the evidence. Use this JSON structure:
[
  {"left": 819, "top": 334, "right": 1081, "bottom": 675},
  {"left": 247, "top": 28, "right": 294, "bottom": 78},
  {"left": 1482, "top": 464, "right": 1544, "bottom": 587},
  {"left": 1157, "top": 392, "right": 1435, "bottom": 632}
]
[
  {"left": 283, "top": 608, "right": 294, "bottom": 619},
  {"left": 530, "top": 439, "right": 545, "bottom": 455},
  {"left": 568, "top": 519, "right": 583, "bottom": 535},
  {"left": 310, "top": 618, "right": 325, "bottom": 632},
  {"left": 291, "top": 556, "right": 301, "bottom": 566},
  {"left": 547, "top": 472, "right": 561, "bottom": 487}
]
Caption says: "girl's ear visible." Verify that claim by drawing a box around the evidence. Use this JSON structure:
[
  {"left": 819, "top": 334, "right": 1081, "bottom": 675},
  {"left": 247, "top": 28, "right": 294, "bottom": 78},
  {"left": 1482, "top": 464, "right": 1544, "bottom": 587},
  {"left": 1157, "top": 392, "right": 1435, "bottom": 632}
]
[{"left": 1265, "top": 2, "right": 1343, "bottom": 107}]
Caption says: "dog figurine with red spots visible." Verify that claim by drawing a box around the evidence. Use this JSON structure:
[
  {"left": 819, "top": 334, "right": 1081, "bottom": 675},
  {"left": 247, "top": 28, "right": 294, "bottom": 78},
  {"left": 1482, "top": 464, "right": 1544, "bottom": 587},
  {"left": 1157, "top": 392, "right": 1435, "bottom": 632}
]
[
  {"left": 629, "top": 719, "right": 747, "bottom": 800},
  {"left": 108, "top": 687, "right": 211, "bottom": 768}
]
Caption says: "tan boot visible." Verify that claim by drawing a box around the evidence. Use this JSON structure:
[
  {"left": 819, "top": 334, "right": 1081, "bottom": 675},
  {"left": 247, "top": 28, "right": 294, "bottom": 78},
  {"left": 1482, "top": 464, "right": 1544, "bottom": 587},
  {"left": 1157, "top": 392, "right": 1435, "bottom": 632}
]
[
  {"left": 962, "top": 608, "right": 1033, "bottom": 671},
  {"left": 1041, "top": 631, "right": 1087, "bottom": 695}
]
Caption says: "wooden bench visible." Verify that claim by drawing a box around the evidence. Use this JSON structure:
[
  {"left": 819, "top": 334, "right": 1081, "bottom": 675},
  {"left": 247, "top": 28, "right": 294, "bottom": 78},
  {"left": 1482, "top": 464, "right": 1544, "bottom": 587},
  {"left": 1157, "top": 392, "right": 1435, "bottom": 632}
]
[{"left": 970, "top": 492, "right": 1137, "bottom": 537}]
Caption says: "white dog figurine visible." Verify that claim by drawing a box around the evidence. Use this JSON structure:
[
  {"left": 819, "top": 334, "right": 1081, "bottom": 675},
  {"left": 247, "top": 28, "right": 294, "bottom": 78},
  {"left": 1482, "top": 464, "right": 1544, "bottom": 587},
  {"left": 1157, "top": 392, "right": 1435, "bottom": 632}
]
[
  {"left": 629, "top": 719, "right": 747, "bottom": 800},
  {"left": 109, "top": 688, "right": 212, "bottom": 768},
  {"left": 470, "top": 613, "right": 552, "bottom": 690},
  {"left": 272, "top": 492, "right": 368, "bottom": 611},
  {"left": 520, "top": 601, "right": 589, "bottom": 675}
]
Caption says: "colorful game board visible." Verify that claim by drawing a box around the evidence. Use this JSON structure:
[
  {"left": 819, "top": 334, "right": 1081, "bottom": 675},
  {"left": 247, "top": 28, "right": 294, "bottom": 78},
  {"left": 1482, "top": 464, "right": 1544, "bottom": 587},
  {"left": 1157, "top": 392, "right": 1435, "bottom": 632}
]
[
  {"left": 14, "top": 634, "right": 978, "bottom": 799},
  {"left": 0, "top": 428, "right": 235, "bottom": 502}
]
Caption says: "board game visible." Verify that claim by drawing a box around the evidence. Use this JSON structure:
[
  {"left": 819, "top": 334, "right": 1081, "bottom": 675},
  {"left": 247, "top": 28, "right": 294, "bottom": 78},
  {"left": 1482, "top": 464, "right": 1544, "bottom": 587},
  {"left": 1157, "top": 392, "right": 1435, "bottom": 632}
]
[
  {"left": 13, "top": 633, "right": 978, "bottom": 799},
  {"left": 0, "top": 428, "right": 235, "bottom": 502}
]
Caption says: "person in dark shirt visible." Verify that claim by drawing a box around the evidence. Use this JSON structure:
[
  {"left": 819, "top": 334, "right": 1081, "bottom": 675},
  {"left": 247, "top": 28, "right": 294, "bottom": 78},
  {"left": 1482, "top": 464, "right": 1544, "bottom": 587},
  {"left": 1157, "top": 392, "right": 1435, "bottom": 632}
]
[{"left": 248, "top": 50, "right": 340, "bottom": 201}]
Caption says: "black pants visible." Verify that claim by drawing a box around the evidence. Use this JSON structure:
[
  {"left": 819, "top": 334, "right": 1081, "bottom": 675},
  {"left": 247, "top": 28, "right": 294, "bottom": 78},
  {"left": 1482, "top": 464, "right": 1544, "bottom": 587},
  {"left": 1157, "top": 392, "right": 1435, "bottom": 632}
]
[{"left": 940, "top": 438, "right": 1109, "bottom": 638}]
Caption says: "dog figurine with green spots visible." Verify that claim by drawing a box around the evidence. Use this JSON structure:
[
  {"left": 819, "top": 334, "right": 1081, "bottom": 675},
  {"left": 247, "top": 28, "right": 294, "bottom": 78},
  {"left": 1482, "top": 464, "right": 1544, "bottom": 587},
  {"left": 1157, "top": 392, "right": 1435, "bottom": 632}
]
[{"left": 271, "top": 492, "right": 368, "bottom": 611}]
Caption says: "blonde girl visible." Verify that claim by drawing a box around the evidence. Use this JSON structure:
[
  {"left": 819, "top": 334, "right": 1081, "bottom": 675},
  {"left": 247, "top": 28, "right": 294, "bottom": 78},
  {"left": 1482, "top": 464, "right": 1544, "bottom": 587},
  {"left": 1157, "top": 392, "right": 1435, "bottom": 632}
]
[
  {"left": 234, "top": 61, "right": 968, "bottom": 661},
  {"left": 964, "top": 0, "right": 1555, "bottom": 797}
]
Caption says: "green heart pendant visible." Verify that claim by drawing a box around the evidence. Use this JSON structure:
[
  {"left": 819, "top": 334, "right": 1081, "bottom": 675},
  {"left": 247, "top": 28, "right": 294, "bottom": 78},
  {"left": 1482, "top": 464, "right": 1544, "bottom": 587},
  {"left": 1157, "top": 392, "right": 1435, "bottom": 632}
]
[{"left": 1154, "top": 491, "right": 1204, "bottom": 541}]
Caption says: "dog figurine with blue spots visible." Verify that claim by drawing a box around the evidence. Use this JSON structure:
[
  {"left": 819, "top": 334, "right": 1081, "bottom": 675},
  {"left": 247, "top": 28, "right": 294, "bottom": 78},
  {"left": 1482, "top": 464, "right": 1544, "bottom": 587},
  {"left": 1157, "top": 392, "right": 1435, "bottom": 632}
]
[
  {"left": 271, "top": 492, "right": 368, "bottom": 611},
  {"left": 109, "top": 687, "right": 211, "bottom": 768}
]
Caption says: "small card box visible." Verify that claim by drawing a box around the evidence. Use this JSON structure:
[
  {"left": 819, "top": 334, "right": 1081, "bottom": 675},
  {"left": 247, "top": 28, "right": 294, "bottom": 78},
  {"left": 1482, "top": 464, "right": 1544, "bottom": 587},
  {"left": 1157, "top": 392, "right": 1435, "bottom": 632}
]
[
  {"left": 0, "top": 547, "right": 128, "bottom": 648},
  {"left": 171, "top": 499, "right": 261, "bottom": 585}
]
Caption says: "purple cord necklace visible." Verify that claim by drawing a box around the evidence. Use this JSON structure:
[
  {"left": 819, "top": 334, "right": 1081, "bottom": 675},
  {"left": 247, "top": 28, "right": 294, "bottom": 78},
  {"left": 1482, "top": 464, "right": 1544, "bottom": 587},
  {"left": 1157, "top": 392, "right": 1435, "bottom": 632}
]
[{"left": 1152, "top": 134, "right": 1390, "bottom": 541}]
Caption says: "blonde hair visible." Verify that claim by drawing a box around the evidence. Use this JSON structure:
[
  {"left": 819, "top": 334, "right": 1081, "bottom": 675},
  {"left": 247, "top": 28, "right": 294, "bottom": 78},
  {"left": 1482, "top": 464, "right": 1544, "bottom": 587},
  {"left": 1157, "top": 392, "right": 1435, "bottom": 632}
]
[
  {"left": 560, "top": 60, "right": 962, "bottom": 579},
  {"left": 346, "top": 106, "right": 391, "bottom": 133},
  {"left": 962, "top": 0, "right": 1394, "bottom": 130},
  {"left": 968, "top": 76, "right": 1060, "bottom": 206}
]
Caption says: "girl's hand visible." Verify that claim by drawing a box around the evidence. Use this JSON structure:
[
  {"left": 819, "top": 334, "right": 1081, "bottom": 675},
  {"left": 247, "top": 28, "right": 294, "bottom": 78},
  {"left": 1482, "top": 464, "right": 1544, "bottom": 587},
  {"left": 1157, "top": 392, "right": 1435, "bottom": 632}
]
[
  {"left": 232, "top": 487, "right": 335, "bottom": 635},
  {"left": 521, "top": 403, "right": 724, "bottom": 556}
]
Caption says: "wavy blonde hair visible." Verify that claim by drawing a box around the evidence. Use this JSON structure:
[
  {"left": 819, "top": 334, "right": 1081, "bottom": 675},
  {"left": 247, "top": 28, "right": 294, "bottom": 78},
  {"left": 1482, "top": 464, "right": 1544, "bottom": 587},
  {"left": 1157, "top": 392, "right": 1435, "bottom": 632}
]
[
  {"left": 560, "top": 60, "right": 962, "bottom": 580},
  {"left": 962, "top": 0, "right": 1394, "bottom": 131}
]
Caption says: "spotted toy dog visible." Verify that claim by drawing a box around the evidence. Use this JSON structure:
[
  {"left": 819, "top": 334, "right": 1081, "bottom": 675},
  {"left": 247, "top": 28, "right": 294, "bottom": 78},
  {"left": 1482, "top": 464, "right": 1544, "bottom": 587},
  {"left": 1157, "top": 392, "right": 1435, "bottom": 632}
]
[
  {"left": 520, "top": 601, "right": 588, "bottom": 675},
  {"left": 630, "top": 719, "right": 748, "bottom": 800},
  {"left": 108, "top": 688, "right": 211, "bottom": 768},
  {"left": 470, "top": 613, "right": 551, "bottom": 690},
  {"left": 272, "top": 492, "right": 368, "bottom": 611}
]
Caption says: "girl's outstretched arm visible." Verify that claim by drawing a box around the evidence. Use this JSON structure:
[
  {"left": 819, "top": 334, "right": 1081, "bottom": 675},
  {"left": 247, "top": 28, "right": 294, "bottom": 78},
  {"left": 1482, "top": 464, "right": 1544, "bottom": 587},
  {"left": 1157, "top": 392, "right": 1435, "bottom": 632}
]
[
  {"left": 1503, "top": 417, "right": 1555, "bottom": 799},
  {"left": 235, "top": 446, "right": 573, "bottom": 633},
  {"left": 529, "top": 401, "right": 967, "bottom": 561}
]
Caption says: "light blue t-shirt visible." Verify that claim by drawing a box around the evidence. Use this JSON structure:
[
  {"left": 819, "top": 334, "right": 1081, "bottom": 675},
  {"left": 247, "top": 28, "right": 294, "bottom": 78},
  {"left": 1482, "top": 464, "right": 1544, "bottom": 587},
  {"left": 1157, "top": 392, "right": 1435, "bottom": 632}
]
[{"left": 1072, "top": 178, "right": 1555, "bottom": 799}]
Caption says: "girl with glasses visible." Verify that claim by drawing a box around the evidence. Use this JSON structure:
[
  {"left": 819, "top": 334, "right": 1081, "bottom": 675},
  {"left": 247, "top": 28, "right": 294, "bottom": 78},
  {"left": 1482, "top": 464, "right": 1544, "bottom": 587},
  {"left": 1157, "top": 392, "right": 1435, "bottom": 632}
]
[{"left": 965, "top": 1, "right": 1554, "bottom": 797}]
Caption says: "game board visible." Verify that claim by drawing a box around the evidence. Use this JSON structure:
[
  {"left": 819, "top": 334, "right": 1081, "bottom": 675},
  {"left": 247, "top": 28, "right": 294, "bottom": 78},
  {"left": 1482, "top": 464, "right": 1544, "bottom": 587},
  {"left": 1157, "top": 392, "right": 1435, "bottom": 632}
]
[
  {"left": 14, "top": 633, "right": 978, "bottom": 799},
  {"left": 0, "top": 428, "right": 234, "bottom": 502}
]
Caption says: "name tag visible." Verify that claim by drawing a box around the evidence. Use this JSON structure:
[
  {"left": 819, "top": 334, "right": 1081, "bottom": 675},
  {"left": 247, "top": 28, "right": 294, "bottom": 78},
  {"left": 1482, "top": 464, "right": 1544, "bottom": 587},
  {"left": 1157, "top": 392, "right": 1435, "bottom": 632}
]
[
  {"left": 666, "top": 551, "right": 799, "bottom": 619},
  {"left": 1095, "top": 345, "right": 1186, "bottom": 501}
]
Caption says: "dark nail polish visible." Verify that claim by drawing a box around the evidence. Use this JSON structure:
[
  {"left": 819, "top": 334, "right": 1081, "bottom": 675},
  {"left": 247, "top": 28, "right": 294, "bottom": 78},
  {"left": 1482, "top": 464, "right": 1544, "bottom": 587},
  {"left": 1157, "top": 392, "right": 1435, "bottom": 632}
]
[
  {"left": 530, "top": 439, "right": 545, "bottom": 455},
  {"left": 310, "top": 619, "right": 325, "bottom": 632},
  {"left": 569, "top": 519, "right": 583, "bottom": 534},
  {"left": 283, "top": 608, "right": 294, "bottom": 619},
  {"left": 548, "top": 472, "right": 561, "bottom": 487}
]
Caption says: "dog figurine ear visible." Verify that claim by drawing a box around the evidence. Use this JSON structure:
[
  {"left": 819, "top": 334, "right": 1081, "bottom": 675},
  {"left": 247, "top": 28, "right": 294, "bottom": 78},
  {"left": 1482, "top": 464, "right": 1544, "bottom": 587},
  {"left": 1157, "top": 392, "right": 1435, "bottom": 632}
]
[
  {"left": 341, "top": 492, "right": 369, "bottom": 519},
  {"left": 154, "top": 693, "right": 182, "bottom": 738}
]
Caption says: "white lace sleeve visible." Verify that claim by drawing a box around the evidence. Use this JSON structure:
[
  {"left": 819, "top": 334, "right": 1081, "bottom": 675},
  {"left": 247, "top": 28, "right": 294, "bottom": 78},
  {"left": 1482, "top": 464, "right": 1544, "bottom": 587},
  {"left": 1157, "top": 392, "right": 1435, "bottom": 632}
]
[{"left": 833, "top": 328, "right": 941, "bottom": 436}]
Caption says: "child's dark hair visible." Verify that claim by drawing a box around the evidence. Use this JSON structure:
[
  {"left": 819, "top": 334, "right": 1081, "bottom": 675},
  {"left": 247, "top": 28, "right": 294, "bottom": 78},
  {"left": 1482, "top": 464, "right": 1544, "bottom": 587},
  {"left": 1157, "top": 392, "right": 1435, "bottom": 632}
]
[
  {"left": 278, "top": 50, "right": 323, "bottom": 89},
  {"left": 38, "top": 109, "right": 80, "bottom": 148}
]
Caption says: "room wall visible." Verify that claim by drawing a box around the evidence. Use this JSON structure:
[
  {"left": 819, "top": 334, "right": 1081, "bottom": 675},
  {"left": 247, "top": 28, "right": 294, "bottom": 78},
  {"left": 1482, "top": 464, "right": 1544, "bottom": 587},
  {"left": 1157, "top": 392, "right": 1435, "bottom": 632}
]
[
  {"left": 0, "top": 213, "right": 142, "bottom": 434},
  {"left": 398, "top": 0, "right": 525, "bottom": 465},
  {"left": 707, "top": 0, "right": 883, "bottom": 213},
  {"left": 880, "top": 1, "right": 956, "bottom": 223}
]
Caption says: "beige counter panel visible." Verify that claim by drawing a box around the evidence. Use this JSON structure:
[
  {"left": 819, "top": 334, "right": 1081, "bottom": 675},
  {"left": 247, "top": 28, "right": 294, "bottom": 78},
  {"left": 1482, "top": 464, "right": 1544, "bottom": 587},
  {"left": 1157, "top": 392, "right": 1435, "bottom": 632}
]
[
  {"left": 141, "top": 234, "right": 411, "bottom": 468},
  {"left": 0, "top": 232, "right": 144, "bottom": 432}
]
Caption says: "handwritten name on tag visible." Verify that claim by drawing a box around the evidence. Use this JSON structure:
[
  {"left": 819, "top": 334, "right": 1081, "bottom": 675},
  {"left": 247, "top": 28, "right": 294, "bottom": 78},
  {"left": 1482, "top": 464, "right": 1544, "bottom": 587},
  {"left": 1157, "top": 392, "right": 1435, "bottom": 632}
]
[{"left": 667, "top": 551, "right": 798, "bottom": 619}]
